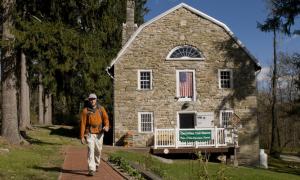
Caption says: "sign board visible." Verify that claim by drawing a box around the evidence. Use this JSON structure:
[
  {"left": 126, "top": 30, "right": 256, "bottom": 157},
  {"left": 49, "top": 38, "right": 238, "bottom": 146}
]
[
  {"left": 195, "top": 112, "right": 214, "bottom": 127},
  {"left": 179, "top": 130, "right": 212, "bottom": 141}
]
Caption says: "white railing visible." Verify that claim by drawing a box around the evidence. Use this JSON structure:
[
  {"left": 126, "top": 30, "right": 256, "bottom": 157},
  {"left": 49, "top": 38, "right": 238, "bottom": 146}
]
[{"left": 154, "top": 127, "right": 234, "bottom": 149}]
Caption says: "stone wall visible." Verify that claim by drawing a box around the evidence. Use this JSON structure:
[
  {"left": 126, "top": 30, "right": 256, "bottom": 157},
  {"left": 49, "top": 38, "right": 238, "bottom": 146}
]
[{"left": 114, "top": 7, "right": 259, "bottom": 165}]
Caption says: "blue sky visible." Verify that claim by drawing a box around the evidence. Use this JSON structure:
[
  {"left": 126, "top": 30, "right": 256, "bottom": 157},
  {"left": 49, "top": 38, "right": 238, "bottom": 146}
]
[{"left": 145, "top": 0, "right": 300, "bottom": 69}]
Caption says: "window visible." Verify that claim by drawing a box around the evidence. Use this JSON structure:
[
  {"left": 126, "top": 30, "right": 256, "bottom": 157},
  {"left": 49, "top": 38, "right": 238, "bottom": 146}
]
[
  {"left": 166, "top": 45, "right": 204, "bottom": 60},
  {"left": 220, "top": 110, "right": 233, "bottom": 128},
  {"left": 218, "top": 69, "right": 233, "bottom": 89},
  {"left": 138, "top": 112, "right": 153, "bottom": 133},
  {"left": 138, "top": 70, "right": 152, "bottom": 90},
  {"left": 176, "top": 70, "right": 195, "bottom": 101}
]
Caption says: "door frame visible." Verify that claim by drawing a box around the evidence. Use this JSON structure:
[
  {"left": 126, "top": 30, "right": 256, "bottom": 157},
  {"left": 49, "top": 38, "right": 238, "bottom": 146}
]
[{"left": 177, "top": 111, "right": 197, "bottom": 129}]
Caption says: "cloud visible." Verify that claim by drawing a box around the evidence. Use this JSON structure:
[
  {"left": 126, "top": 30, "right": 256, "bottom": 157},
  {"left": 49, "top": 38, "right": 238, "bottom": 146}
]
[
  {"left": 257, "top": 67, "right": 271, "bottom": 81},
  {"left": 291, "top": 33, "right": 299, "bottom": 39}
]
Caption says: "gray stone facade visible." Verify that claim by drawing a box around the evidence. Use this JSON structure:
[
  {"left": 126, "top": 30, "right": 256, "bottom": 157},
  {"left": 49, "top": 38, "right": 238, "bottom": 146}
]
[{"left": 112, "top": 6, "right": 260, "bottom": 165}]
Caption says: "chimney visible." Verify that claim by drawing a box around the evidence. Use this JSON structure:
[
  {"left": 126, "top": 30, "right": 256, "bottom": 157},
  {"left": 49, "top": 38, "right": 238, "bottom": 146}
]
[{"left": 122, "top": 0, "right": 138, "bottom": 46}]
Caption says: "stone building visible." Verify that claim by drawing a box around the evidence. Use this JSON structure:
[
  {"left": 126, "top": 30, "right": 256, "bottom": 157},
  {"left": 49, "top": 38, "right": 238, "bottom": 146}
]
[{"left": 107, "top": 3, "right": 261, "bottom": 165}]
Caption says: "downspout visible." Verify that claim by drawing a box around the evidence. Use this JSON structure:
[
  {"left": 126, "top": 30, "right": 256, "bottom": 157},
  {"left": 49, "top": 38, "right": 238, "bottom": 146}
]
[{"left": 106, "top": 66, "right": 115, "bottom": 146}]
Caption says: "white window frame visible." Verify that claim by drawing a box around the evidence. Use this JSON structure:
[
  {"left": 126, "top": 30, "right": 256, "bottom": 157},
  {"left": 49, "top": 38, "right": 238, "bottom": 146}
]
[
  {"left": 166, "top": 45, "right": 205, "bottom": 61},
  {"left": 219, "top": 110, "right": 234, "bottom": 128},
  {"left": 137, "top": 70, "right": 152, "bottom": 90},
  {"left": 138, "top": 112, "right": 154, "bottom": 133},
  {"left": 218, "top": 69, "right": 233, "bottom": 89},
  {"left": 176, "top": 70, "right": 196, "bottom": 101}
]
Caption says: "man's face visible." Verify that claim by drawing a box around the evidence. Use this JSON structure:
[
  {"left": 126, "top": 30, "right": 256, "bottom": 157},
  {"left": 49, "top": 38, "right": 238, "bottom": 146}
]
[{"left": 89, "top": 98, "right": 97, "bottom": 107}]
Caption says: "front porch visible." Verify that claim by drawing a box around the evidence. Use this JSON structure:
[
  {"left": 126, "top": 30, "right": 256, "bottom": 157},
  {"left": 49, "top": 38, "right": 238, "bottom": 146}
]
[{"left": 151, "top": 127, "right": 238, "bottom": 155}]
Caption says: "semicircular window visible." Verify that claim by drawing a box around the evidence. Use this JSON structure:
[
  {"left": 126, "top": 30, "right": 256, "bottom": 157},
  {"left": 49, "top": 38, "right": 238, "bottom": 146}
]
[{"left": 168, "top": 45, "right": 204, "bottom": 59}]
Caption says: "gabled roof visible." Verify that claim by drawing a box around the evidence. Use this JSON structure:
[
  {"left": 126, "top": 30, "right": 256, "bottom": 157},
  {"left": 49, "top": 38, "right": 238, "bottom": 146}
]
[{"left": 107, "top": 3, "right": 261, "bottom": 74}]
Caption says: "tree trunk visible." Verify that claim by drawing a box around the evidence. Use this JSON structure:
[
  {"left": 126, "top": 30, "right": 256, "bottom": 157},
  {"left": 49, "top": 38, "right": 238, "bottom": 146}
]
[
  {"left": 44, "top": 93, "right": 52, "bottom": 125},
  {"left": 38, "top": 74, "right": 44, "bottom": 124},
  {"left": 1, "top": 0, "right": 22, "bottom": 144},
  {"left": 44, "top": 94, "right": 48, "bottom": 124},
  {"left": 270, "top": 29, "right": 280, "bottom": 157},
  {"left": 49, "top": 94, "right": 52, "bottom": 124},
  {"left": 19, "top": 52, "right": 31, "bottom": 131}
]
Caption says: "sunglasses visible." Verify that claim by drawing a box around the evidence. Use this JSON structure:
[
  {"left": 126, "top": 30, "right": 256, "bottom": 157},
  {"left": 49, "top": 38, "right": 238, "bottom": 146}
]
[{"left": 88, "top": 98, "right": 96, "bottom": 101}]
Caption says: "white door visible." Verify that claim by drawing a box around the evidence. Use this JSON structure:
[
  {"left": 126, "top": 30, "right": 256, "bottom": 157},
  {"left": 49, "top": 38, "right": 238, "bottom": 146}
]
[{"left": 195, "top": 112, "right": 214, "bottom": 128}]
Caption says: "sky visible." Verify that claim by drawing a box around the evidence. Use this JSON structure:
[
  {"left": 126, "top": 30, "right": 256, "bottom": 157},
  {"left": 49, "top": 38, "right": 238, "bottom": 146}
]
[{"left": 144, "top": 0, "right": 300, "bottom": 79}]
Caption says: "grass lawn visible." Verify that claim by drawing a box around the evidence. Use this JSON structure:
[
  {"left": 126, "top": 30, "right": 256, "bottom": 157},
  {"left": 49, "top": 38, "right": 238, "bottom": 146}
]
[
  {"left": 1, "top": 126, "right": 299, "bottom": 180},
  {"left": 110, "top": 150, "right": 300, "bottom": 180},
  {"left": 0, "top": 126, "right": 81, "bottom": 180}
]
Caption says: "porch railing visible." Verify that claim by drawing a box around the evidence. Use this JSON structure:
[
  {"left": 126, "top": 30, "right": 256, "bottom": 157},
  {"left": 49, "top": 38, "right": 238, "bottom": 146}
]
[{"left": 154, "top": 127, "right": 234, "bottom": 149}]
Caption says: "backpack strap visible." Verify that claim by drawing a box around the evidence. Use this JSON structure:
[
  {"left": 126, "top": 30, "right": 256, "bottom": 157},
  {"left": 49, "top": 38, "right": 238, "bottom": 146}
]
[{"left": 97, "top": 105, "right": 104, "bottom": 130}]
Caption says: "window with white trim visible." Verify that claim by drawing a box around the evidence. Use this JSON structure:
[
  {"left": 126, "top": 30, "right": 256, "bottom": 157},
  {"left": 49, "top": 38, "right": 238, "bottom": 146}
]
[
  {"left": 138, "top": 112, "right": 153, "bottom": 133},
  {"left": 166, "top": 45, "right": 204, "bottom": 60},
  {"left": 138, "top": 70, "right": 152, "bottom": 90},
  {"left": 176, "top": 70, "right": 195, "bottom": 101},
  {"left": 218, "top": 69, "right": 233, "bottom": 89},
  {"left": 220, "top": 110, "right": 233, "bottom": 128}
]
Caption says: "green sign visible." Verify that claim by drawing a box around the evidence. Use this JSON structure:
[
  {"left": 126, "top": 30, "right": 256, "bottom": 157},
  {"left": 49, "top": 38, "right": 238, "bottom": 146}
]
[{"left": 179, "top": 130, "right": 212, "bottom": 141}]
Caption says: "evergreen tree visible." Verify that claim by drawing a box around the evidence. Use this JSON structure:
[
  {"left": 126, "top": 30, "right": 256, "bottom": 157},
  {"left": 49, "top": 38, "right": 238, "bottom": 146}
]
[
  {"left": 1, "top": 0, "right": 148, "bottom": 132},
  {"left": 135, "top": 0, "right": 149, "bottom": 25},
  {"left": 269, "top": 0, "right": 300, "bottom": 35}
]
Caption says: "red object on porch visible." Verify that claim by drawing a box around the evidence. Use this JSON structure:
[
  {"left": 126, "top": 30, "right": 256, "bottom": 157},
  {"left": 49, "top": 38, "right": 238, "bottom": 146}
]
[{"left": 124, "top": 131, "right": 133, "bottom": 147}]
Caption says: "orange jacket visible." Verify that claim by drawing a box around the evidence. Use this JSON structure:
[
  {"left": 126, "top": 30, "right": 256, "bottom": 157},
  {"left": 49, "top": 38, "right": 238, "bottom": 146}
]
[{"left": 80, "top": 106, "right": 109, "bottom": 139}]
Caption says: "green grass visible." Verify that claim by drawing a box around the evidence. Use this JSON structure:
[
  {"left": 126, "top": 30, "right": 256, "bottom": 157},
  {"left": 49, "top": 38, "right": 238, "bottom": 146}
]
[
  {"left": 110, "top": 151, "right": 300, "bottom": 180},
  {"left": 0, "top": 126, "right": 81, "bottom": 180},
  {"left": 269, "top": 156, "right": 300, "bottom": 175}
]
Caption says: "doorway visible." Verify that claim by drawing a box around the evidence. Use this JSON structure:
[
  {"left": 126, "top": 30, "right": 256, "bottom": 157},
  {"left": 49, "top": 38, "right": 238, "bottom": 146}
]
[{"left": 179, "top": 113, "right": 195, "bottom": 129}]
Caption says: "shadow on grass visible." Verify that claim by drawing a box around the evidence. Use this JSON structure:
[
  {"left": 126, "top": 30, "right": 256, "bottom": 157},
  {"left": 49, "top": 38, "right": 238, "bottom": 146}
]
[
  {"left": 21, "top": 131, "right": 62, "bottom": 146},
  {"left": 26, "top": 138, "right": 62, "bottom": 146},
  {"left": 33, "top": 166, "right": 89, "bottom": 176},
  {"left": 40, "top": 126, "right": 79, "bottom": 138},
  {"left": 269, "top": 157, "right": 300, "bottom": 176}
]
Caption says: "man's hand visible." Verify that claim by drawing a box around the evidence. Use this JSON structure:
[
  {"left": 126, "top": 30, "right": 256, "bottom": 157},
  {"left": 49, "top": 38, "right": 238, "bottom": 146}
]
[
  {"left": 81, "top": 138, "right": 86, "bottom": 144},
  {"left": 103, "top": 126, "right": 109, "bottom": 132}
]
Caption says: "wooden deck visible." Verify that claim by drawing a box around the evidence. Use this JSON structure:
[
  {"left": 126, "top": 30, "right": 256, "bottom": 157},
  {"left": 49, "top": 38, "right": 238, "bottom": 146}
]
[
  {"left": 151, "top": 146, "right": 237, "bottom": 155},
  {"left": 151, "top": 127, "right": 238, "bottom": 156}
]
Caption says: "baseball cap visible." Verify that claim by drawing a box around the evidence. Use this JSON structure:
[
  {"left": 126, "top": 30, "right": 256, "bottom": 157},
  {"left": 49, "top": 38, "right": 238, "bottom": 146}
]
[{"left": 88, "top": 93, "right": 97, "bottom": 99}]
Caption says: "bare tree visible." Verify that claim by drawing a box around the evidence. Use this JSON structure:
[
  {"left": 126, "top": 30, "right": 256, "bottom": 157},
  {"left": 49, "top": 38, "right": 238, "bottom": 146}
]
[{"left": 277, "top": 53, "right": 299, "bottom": 103}]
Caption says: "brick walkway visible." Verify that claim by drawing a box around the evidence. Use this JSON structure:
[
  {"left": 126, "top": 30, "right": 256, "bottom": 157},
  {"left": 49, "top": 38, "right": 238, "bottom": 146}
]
[{"left": 59, "top": 146, "right": 125, "bottom": 180}]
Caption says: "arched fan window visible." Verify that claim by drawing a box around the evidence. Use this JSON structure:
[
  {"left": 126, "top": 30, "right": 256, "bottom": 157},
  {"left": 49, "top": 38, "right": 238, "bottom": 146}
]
[{"left": 167, "top": 45, "right": 204, "bottom": 60}]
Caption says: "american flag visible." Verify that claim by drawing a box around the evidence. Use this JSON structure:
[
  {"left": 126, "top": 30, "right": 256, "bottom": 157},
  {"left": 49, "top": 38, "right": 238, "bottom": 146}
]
[{"left": 179, "top": 72, "right": 193, "bottom": 98}]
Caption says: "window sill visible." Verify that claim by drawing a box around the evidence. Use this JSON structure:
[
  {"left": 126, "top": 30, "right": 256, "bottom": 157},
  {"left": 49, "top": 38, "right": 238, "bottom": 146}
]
[
  {"left": 219, "top": 88, "right": 233, "bottom": 90},
  {"left": 138, "top": 131, "right": 153, "bottom": 134},
  {"left": 137, "top": 89, "right": 153, "bottom": 91},
  {"left": 166, "top": 58, "right": 205, "bottom": 61},
  {"left": 177, "top": 98, "right": 194, "bottom": 102}
]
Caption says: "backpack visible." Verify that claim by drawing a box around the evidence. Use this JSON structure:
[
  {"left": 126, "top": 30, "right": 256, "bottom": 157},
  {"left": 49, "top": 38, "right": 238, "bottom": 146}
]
[{"left": 86, "top": 104, "right": 104, "bottom": 132}]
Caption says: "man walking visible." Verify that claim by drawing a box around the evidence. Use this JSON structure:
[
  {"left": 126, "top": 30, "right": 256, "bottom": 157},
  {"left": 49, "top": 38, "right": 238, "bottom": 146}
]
[{"left": 80, "top": 93, "right": 109, "bottom": 176}]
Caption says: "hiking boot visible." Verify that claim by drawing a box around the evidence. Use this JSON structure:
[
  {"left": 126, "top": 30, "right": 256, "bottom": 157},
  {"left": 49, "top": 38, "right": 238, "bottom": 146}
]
[{"left": 88, "top": 170, "right": 95, "bottom": 176}]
